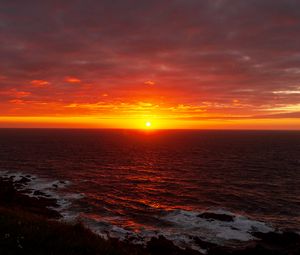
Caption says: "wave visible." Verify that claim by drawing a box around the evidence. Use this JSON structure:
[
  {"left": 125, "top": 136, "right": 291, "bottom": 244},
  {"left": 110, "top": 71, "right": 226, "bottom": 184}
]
[{"left": 80, "top": 208, "right": 275, "bottom": 253}]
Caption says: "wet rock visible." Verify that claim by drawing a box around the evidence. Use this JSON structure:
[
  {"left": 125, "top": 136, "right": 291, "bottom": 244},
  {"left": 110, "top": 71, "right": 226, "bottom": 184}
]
[
  {"left": 193, "top": 237, "right": 218, "bottom": 250},
  {"left": 33, "top": 190, "right": 46, "bottom": 196},
  {"left": 147, "top": 236, "right": 200, "bottom": 255},
  {"left": 253, "top": 231, "right": 300, "bottom": 245},
  {"left": 253, "top": 231, "right": 300, "bottom": 254},
  {"left": 0, "top": 177, "right": 61, "bottom": 219},
  {"left": 208, "top": 231, "right": 300, "bottom": 255},
  {"left": 14, "top": 176, "right": 31, "bottom": 189},
  {"left": 17, "top": 176, "right": 31, "bottom": 184},
  {"left": 198, "top": 212, "right": 234, "bottom": 222}
]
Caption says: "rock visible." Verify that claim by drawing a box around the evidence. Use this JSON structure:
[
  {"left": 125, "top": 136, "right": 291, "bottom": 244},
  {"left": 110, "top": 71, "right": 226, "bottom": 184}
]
[
  {"left": 208, "top": 231, "right": 300, "bottom": 255},
  {"left": 0, "top": 177, "right": 61, "bottom": 219},
  {"left": 193, "top": 237, "right": 218, "bottom": 250},
  {"left": 33, "top": 190, "right": 46, "bottom": 196},
  {"left": 253, "top": 231, "right": 300, "bottom": 246},
  {"left": 147, "top": 236, "right": 200, "bottom": 255},
  {"left": 253, "top": 231, "right": 300, "bottom": 254},
  {"left": 16, "top": 176, "right": 30, "bottom": 184},
  {"left": 14, "top": 177, "right": 31, "bottom": 189},
  {"left": 198, "top": 212, "right": 234, "bottom": 222}
]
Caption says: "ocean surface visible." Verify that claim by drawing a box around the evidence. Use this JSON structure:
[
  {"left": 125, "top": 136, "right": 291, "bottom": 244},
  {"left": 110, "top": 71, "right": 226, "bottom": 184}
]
[{"left": 0, "top": 129, "right": 299, "bottom": 251}]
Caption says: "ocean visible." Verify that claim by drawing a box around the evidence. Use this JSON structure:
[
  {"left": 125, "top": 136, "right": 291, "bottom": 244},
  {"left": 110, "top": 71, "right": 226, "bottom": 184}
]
[{"left": 0, "top": 129, "right": 299, "bottom": 252}]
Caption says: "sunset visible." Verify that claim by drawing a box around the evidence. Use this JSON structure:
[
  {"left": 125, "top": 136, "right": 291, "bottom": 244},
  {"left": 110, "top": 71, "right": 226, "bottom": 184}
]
[
  {"left": 0, "top": 0, "right": 300, "bottom": 129},
  {"left": 0, "top": 1, "right": 299, "bottom": 255}
]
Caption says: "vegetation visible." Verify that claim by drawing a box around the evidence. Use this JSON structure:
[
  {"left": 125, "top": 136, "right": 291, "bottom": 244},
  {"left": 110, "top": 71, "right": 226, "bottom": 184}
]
[{"left": 0, "top": 207, "right": 146, "bottom": 255}]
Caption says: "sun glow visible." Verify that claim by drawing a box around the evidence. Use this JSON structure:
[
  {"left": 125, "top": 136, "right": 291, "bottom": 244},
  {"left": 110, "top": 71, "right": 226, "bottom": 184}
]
[{"left": 145, "top": 121, "right": 152, "bottom": 127}]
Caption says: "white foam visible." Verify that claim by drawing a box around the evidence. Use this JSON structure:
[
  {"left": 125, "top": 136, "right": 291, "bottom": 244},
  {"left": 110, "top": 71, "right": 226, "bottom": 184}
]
[
  {"left": 162, "top": 209, "right": 273, "bottom": 241},
  {"left": 79, "top": 208, "right": 274, "bottom": 254}
]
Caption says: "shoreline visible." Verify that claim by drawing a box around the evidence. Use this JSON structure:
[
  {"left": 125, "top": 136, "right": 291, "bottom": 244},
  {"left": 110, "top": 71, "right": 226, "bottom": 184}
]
[{"left": 0, "top": 175, "right": 299, "bottom": 255}]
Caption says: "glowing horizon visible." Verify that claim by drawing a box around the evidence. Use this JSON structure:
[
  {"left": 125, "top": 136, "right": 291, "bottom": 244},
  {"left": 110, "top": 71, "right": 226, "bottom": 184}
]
[{"left": 0, "top": 1, "right": 300, "bottom": 130}]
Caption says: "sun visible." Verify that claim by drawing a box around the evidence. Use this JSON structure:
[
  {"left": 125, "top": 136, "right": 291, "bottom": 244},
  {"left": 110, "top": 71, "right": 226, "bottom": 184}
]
[{"left": 145, "top": 121, "right": 152, "bottom": 127}]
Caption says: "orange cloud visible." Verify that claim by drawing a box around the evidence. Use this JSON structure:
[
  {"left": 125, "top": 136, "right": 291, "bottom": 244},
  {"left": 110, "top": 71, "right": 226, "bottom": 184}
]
[
  {"left": 64, "top": 76, "right": 81, "bottom": 83},
  {"left": 0, "top": 89, "right": 31, "bottom": 99},
  {"left": 17, "top": 92, "right": 31, "bottom": 98},
  {"left": 9, "top": 99, "right": 25, "bottom": 104},
  {"left": 30, "top": 80, "right": 50, "bottom": 87},
  {"left": 144, "top": 80, "right": 155, "bottom": 86}
]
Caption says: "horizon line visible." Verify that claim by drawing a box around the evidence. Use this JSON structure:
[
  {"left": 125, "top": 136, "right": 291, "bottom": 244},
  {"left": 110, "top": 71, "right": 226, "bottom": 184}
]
[{"left": 0, "top": 127, "right": 299, "bottom": 132}]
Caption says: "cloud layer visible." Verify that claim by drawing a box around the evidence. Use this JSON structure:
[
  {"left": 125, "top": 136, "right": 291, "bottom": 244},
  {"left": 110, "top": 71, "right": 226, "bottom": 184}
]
[{"left": 0, "top": 0, "right": 300, "bottom": 126}]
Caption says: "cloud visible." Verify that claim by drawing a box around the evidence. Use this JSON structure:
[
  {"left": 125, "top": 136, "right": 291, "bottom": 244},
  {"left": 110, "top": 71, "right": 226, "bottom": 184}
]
[
  {"left": 31, "top": 80, "right": 50, "bottom": 87},
  {"left": 255, "top": 111, "right": 300, "bottom": 119},
  {"left": 64, "top": 76, "right": 81, "bottom": 83},
  {"left": 0, "top": 0, "right": 299, "bottom": 122},
  {"left": 144, "top": 81, "right": 155, "bottom": 86}
]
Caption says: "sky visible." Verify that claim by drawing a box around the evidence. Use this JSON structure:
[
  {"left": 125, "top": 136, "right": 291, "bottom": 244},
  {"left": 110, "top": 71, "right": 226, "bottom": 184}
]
[{"left": 0, "top": 0, "right": 300, "bottom": 129}]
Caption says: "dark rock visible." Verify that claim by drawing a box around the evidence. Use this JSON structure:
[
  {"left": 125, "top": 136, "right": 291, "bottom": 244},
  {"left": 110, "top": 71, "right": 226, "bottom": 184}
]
[
  {"left": 14, "top": 176, "right": 31, "bottom": 189},
  {"left": 147, "top": 236, "right": 201, "bottom": 255},
  {"left": 253, "top": 231, "right": 300, "bottom": 246},
  {"left": 33, "top": 190, "right": 46, "bottom": 196},
  {"left": 17, "top": 176, "right": 31, "bottom": 184},
  {"left": 198, "top": 212, "right": 234, "bottom": 222},
  {"left": 193, "top": 237, "right": 218, "bottom": 250},
  {"left": 0, "top": 177, "right": 61, "bottom": 219},
  {"left": 208, "top": 231, "right": 300, "bottom": 255},
  {"left": 253, "top": 231, "right": 300, "bottom": 254}
]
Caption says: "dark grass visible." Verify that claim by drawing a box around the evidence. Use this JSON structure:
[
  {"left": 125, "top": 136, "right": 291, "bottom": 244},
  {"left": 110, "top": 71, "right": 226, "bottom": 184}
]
[{"left": 0, "top": 207, "right": 148, "bottom": 255}]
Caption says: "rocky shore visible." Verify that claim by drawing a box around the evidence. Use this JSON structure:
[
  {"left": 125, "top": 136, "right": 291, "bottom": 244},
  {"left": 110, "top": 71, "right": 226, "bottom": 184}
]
[{"left": 0, "top": 176, "right": 299, "bottom": 255}]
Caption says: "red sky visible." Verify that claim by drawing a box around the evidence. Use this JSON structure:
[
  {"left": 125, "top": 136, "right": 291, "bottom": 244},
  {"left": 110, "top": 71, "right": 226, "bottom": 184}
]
[{"left": 0, "top": 0, "right": 300, "bottom": 129}]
